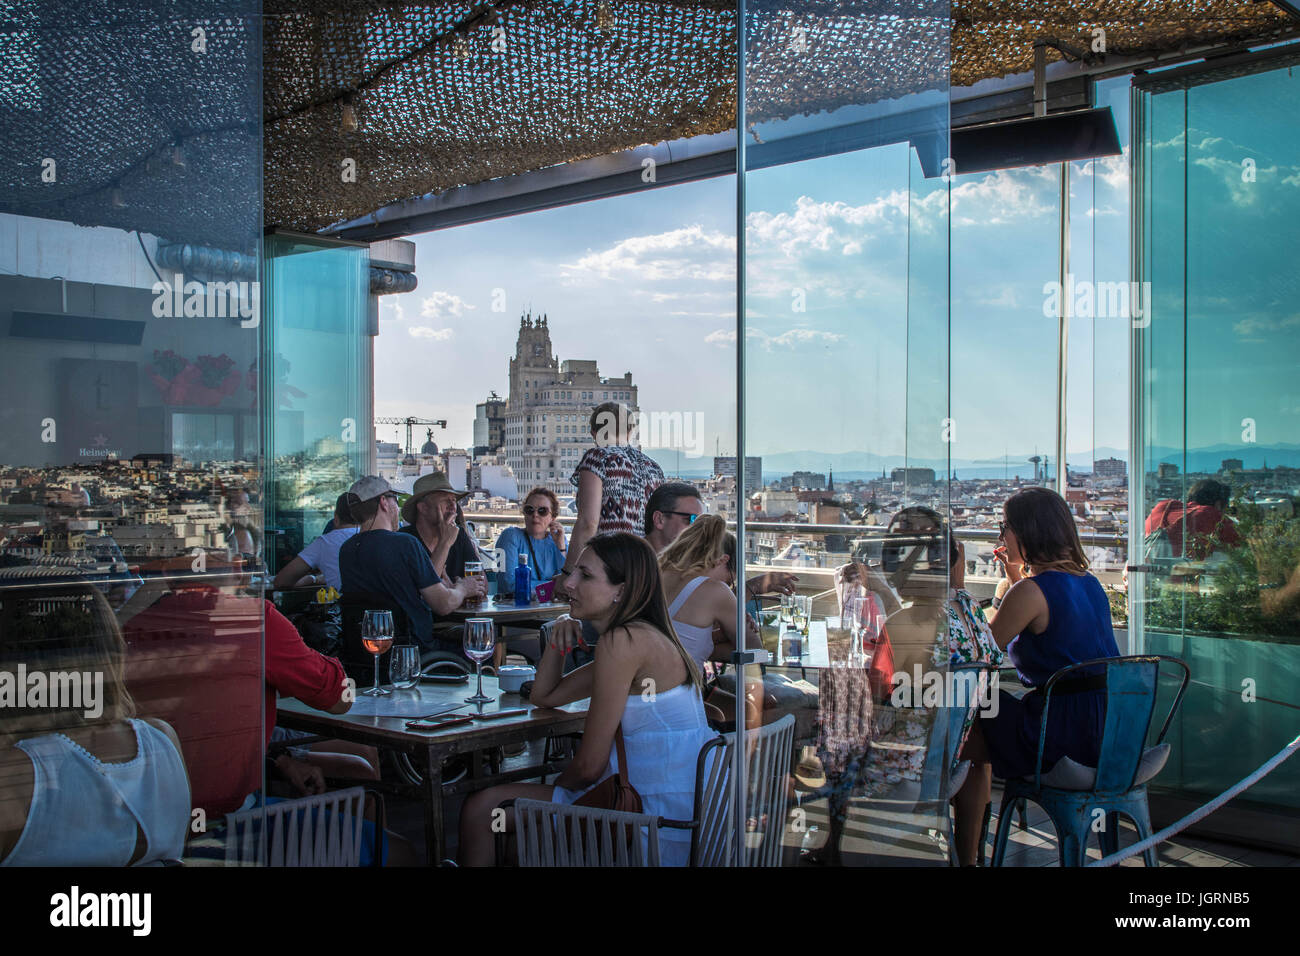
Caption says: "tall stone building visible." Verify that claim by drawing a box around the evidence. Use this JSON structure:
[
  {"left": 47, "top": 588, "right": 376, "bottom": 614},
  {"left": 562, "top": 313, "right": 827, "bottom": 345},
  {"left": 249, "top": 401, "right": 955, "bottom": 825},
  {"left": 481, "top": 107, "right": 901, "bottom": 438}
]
[{"left": 504, "top": 312, "right": 640, "bottom": 495}]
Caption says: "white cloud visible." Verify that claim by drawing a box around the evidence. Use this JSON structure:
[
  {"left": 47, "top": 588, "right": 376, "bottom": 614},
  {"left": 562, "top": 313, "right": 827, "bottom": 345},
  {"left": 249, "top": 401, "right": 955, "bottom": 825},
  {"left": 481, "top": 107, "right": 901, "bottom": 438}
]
[
  {"left": 379, "top": 297, "right": 406, "bottom": 322},
  {"left": 420, "top": 290, "right": 476, "bottom": 320},
  {"left": 1233, "top": 313, "right": 1300, "bottom": 342},
  {"left": 559, "top": 225, "right": 735, "bottom": 284},
  {"left": 1074, "top": 146, "right": 1129, "bottom": 192},
  {"left": 707, "top": 326, "right": 842, "bottom": 350},
  {"left": 408, "top": 326, "right": 455, "bottom": 341},
  {"left": 950, "top": 168, "right": 1057, "bottom": 227}
]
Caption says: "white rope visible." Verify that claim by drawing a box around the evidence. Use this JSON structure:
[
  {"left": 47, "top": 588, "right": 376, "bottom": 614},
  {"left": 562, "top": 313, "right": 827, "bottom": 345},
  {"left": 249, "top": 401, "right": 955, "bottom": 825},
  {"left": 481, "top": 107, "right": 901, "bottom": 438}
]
[{"left": 1087, "top": 732, "right": 1300, "bottom": 866}]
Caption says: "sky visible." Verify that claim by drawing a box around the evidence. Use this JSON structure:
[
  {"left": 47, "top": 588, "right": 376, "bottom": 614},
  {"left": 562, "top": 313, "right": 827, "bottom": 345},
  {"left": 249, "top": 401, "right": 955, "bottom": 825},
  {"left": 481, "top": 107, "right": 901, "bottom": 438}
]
[
  {"left": 374, "top": 143, "right": 1130, "bottom": 472},
  {"left": 374, "top": 69, "right": 1299, "bottom": 474}
]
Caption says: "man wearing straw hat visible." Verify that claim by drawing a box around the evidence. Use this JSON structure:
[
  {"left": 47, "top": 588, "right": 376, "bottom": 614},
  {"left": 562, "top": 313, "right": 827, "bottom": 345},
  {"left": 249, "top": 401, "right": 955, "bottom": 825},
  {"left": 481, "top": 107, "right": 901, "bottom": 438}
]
[{"left": 398, "top": 472, "right": 480, "bottom": 586}]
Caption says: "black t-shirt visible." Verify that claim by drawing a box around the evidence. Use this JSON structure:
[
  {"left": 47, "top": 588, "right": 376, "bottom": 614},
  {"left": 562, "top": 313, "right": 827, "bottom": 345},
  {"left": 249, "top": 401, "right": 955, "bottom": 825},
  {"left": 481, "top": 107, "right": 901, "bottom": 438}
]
[
  {"left": 399, "top": 523, "right": 478, "bottom": 581},
  {"left": 339, "top": 530, "right": 439, "bottom": 646}
]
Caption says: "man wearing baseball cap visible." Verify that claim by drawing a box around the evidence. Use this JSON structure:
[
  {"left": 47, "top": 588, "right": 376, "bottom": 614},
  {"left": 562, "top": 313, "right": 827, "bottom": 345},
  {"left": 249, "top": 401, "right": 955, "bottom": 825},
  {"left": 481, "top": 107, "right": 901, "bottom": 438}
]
[{"left": 338, "top": 475, "right": 487, "bottom": 653}]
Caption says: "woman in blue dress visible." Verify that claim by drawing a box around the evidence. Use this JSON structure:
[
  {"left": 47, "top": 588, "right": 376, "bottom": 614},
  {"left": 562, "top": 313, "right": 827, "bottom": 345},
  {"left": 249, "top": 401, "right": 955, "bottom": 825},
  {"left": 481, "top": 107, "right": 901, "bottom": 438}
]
[
  {"left": 493, "top": 486, "right": 566, "bottom": 596},
  {"left": 458, "top": 532, "right": 716, "bottom": 866},
  {"left": 952, "top": 487, "right": 1120, "bottom": 866}
]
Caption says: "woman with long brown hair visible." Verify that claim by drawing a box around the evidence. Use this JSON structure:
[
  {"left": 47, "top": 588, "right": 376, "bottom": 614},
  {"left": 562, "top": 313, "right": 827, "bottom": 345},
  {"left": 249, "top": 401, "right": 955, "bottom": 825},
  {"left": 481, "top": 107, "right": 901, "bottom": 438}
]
[
  {"left": 952, "top": 487, "right": 1121, "bottom": 866},
  {"left": 0, "top": 583, "right": 190, "bottom": 866},
  {"left": 458, "top": 532, "right": 715, "bottom": 866}
]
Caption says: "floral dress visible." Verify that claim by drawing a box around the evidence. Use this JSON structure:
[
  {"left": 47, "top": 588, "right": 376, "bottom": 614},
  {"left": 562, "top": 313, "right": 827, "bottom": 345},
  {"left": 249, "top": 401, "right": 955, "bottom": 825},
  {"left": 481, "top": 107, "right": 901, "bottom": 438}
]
[
  {"left": 570, "top": 445, "right": 664, "bottom": 536},
  {"left": 857, "top": 589, "right": 1005, "bottom": 795}
]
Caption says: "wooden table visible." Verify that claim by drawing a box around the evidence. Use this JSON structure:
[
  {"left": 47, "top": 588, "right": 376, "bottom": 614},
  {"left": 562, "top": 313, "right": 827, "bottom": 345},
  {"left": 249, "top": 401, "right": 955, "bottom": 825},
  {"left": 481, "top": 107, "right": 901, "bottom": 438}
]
[{"left": 277, "top": 677, "right": 587, "bottom": 864}]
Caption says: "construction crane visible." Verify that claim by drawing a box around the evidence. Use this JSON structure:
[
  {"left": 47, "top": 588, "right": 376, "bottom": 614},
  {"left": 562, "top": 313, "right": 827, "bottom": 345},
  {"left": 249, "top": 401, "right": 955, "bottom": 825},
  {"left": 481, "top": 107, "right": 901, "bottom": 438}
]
[{"left": 375, "top": 417, "right": 447, "bottom": 456}]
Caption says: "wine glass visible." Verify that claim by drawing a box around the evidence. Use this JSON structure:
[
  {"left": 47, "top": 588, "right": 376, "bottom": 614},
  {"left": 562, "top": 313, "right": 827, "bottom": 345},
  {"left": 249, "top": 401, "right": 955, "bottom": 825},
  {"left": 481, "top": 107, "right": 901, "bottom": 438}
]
[
  {"left": 844, "top": 595, "right": 866, "bottom": 667},
  {"left": 779, "top": 593, "right": 794, "bottom": 627},
  {"left": 361, "top": 610, "right": 394, "bottom": 697},
  {"left": 798, "top": 595, "right": 812, "bottom": 636},
  {"left": 389, "top": 644, "right": 420, "bottom": 690},
  {"left": 791, "top": 595, "right": 807, "bottom": 634},
  {"left": 463, "top": 618, "right": 495, "bottom": 705}
]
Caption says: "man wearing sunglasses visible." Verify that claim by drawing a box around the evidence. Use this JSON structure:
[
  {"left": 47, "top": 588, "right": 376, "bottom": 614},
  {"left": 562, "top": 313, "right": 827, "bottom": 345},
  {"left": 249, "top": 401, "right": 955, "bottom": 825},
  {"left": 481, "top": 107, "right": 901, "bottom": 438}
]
[
  {"left": 645, "top": 481, "right": 798, "bottom": 606},
  {"left": 644, "top": 482, "right": 705, "bottom": 555}
]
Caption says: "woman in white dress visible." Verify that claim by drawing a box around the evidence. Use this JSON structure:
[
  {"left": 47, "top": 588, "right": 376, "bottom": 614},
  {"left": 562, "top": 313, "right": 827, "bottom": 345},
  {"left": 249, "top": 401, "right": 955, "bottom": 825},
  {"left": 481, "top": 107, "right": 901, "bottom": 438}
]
[
  {"left": 458, "top": 532, "right": 716, "bottom": 866},
  {"left": 0, "top": 583, "right": 190, "bottom": 866}
]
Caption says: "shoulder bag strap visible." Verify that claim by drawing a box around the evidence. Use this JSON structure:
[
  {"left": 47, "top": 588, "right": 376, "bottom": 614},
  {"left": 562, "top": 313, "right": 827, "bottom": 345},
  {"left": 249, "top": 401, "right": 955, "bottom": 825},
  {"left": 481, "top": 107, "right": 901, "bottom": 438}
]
[
  {"left": 614, "top": 724, "right": 631, "bottom": 788},
  {"left": 525, "top": 532, "right": 540, "bottom": 574}
]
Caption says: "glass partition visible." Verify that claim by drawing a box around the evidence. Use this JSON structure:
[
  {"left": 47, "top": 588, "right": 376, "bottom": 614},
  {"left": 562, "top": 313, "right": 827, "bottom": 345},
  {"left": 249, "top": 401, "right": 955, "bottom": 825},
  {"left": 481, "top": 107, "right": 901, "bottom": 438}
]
[
  {"left": 0, "top": 1, "right": 265, "bottom": 863},
  {"left": 1133, "top": 51, "right": 1300, "bottom": 847},
  {"left": 739, "top": 0, "right": 953, "bottom": 865},
  {"left": 262, "top": 231, "right": 371, "bottom": 572}
]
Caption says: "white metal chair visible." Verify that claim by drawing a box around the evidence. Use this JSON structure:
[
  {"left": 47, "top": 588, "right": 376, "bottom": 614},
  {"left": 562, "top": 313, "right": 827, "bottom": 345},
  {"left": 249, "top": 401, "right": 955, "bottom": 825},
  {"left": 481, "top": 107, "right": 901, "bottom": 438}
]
[
  {"left": 512, "top": 798, "right": 662, "bottom": 866},
  {"left": 223, "top": 787, "right": 368, "bottom": 866},
  {"left": 678, "top": 713, "right": 796, "bottom": 866}
]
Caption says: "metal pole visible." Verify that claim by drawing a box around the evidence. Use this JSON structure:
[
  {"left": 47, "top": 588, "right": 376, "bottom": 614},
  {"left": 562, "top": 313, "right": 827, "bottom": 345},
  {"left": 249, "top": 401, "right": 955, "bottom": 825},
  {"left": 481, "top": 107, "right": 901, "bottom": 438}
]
[
  {"left": 1056, "top": 160, "right": 1070, "bottom": 494},
  {"left": 733, "top": 0, "right": 749, "bottom": 869}
]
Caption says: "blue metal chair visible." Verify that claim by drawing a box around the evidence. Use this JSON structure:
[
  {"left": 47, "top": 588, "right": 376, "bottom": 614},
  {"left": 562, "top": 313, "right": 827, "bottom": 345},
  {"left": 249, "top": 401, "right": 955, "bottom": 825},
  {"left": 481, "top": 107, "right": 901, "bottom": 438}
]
[{"left": 990, "top": 655, "right": 1189, "bottom": 868}]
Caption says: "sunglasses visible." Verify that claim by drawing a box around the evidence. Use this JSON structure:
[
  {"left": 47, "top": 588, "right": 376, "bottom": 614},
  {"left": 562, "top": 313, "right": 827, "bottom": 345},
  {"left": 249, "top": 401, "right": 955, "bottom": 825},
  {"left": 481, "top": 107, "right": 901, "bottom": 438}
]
[
  {"left": 998, "top": 521, "right": 1006, "bottom": 538},
  {"left": 665, "top": 511, "right": 700, "bottom": 524},
  {"left": 523, "top": 506, "right": 551, "bottom": 516},
  {"left": 382, "top": 492, "right": 400, "bottom": 503}
]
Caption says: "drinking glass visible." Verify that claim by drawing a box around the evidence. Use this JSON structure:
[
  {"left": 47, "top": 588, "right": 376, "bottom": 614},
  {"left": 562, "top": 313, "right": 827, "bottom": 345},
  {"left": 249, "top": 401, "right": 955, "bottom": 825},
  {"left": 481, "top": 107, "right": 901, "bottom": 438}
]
[
  {"left": 791, "top": 596, "right": 807, "bottom": 634},
  {"left": 797, "top": 595, "right": 812, "bottom": 636},
  {"left": 779, "top": 594, "right": 794, "bottom": 627},
  {"left": 361, "top": 610, "right": 394, "bottom": 697},
  {"left": 389, "top": 644, "right": 420, "bottom": 689},
  {"left": 464, "top": 561, "right": 484, "bottom": 608},
  {"left": 463, "top": 617, "right": 495, "bottom": 705}
]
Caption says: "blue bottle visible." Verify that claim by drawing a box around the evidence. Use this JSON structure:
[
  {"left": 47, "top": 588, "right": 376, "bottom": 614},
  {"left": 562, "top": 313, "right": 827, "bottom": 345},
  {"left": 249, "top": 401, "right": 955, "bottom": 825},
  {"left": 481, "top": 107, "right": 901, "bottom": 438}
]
[{"left": 514, "top": 554, "right": 532, "bottom": 607}]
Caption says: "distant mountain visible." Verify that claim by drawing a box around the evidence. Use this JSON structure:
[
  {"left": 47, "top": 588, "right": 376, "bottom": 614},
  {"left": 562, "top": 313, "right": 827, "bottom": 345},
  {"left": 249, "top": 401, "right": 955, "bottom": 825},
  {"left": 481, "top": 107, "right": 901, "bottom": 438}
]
[{"left": 645, "top": 442, "right": 1300, "bottom": 483}]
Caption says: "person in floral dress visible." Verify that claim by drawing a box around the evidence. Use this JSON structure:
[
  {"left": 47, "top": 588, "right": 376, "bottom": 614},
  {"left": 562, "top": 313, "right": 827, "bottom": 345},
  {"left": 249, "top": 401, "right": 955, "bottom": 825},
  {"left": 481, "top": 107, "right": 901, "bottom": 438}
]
[{"left": 562, "top": 401, "right": 664, "bottom": 578}]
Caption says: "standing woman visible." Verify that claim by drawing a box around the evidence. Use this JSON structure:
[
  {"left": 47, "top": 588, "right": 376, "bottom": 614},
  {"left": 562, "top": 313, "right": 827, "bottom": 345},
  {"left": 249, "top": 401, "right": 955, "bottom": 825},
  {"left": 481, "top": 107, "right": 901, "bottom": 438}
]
[
  {"left": 493, "top": 486, "right": 566, "bottom": 596},
  {"left": 458, "top": 533, "right": 715, "bottom": 866},
  {"left": 562, "top": 402, "right": 664, "bottom": 579},
  {"left": 952, "top": 487, "right": 1120, "bottom": 866}
]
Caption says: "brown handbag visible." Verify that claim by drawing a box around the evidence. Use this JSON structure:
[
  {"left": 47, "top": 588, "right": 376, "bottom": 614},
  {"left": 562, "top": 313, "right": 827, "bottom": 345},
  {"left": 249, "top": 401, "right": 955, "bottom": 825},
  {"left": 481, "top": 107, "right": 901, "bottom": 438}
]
[{"left": 573, "top": 725, "right": 643, "bottom": 813}]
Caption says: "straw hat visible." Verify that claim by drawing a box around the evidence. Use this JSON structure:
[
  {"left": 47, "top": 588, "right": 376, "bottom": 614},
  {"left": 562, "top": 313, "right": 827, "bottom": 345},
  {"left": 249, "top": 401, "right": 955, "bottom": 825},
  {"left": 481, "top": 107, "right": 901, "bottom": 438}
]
[
  {"left": 400, "top": 472, "right": 469, "bottom": 525},
  {"left": 793, "top": 745, "right": 827, "bottom": 792}
]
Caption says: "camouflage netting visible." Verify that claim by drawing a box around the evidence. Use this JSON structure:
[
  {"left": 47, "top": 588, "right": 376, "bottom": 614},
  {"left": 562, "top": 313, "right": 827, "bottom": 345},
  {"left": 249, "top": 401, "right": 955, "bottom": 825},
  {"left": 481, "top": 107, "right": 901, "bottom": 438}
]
[
  {"left": 264, "top": 0, "right": 738, "bottom": 234},
  {"left": 0, "top": 0, "right": 1294, "bottom": 245},
  {"left": 0, "top": 1, "right": 263, "bottom": 251}
]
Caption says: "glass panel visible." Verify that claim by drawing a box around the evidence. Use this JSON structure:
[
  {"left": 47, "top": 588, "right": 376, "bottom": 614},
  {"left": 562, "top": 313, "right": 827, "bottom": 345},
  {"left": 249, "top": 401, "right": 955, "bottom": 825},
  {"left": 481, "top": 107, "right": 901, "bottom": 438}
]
[
  {"left": 263, "top": 233, "right": 370, "bottom": 571},
  {"left": 740, "top": 0, "right": 952, "bottom": 865},
  {"left": 1063, "top": 76, "right": 1133, "bottom": 642},
  {"left": 0, "top": 1, "right": 265, "bottom": 864},
  {"left": 1134, "top": 54, "right": 1300, "bottom": 834}
]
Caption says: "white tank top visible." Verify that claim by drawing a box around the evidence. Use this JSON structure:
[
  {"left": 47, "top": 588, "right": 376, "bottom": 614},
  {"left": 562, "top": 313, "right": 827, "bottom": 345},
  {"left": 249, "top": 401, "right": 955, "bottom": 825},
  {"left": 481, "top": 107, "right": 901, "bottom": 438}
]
[
  {"left": 2, "top": 719, "right": 190, "bottom": 867},
  {"left": 667, "top": 575, "right": 716, "bottom": 668}
]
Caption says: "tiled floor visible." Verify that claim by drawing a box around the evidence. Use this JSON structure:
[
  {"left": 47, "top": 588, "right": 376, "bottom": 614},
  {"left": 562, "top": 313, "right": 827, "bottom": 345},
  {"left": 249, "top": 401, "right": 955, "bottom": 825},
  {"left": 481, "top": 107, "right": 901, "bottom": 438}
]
[
  {"left": 389, "top": 751, "right": 1299, "bottom": 867},
  {"left": 959, "top": 785, "right": 1299, "bottom": 868}
]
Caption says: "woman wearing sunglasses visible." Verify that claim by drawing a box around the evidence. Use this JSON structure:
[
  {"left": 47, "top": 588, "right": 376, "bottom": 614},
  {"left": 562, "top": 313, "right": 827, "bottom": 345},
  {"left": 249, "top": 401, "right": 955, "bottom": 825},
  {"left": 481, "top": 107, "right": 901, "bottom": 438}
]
[{"left": 493, "top": 486, "right": 567, "bottom": 597}]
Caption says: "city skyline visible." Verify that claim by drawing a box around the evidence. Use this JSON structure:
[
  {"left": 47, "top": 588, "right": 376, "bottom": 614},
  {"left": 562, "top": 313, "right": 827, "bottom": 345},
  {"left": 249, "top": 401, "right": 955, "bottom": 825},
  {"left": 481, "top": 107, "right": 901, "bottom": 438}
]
[{"left": 374, "top": 83, "right": 1136, "bottom": 469}]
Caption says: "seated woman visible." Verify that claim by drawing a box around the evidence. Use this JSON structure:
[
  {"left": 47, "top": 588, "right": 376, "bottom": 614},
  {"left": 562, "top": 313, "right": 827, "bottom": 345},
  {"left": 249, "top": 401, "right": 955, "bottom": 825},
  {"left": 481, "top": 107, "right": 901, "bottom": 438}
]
[
  {"left": 458, "top": 532, "right": 716, "bottom": 867},
  {"left": 273, "top": 493, "right": 360, "bottom": 590},
  {"left": 952, "top": 486, "right": 1121, "bottom": 866},
  {"left": 0, "top": 583, "right": 190, "bottom": 866},
  {"left": 492, "top": 486, "right": 566, "bottom": 596},
  {"left": 815, "top": 511, "right": 1003, "bottom": 864},
  {"left": 656, "top": 515, "right": 770, "bottom": 726}
]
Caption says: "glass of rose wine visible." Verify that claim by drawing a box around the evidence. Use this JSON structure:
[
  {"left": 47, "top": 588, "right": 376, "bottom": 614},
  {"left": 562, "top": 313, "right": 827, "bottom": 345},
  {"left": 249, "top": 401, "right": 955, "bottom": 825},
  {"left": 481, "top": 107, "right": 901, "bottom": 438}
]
[
  {"left": 463, "top": 618, "right": 495, "bottom": 705},
  {"left": 361, "top": 609, "right": 395, "bottom": 697}
]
